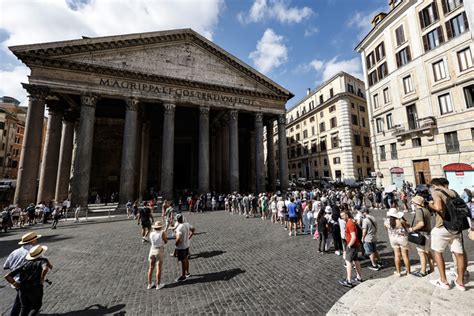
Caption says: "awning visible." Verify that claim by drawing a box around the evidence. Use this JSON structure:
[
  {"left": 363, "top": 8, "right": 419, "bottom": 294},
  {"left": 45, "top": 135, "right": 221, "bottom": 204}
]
[
  {"left": 390, "top": 167, "right": 404, "bottom": 174},
  {"left": 443, "top": 163, "right": 473, "bottom": 171}
]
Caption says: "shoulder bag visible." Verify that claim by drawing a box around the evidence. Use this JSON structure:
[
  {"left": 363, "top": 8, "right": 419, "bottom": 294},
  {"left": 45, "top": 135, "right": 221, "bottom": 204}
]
[{"left": 408, "top": 209, "right": 426, "bottom": 245}]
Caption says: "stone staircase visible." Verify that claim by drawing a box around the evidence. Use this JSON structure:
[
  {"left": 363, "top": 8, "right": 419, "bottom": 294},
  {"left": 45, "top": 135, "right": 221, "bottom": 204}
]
[
  {"left": 87, "top": 203, "right": 120, "bottom": 216},
  {"left": 328, "top": 262, "right": 474, "bottom": 315}
]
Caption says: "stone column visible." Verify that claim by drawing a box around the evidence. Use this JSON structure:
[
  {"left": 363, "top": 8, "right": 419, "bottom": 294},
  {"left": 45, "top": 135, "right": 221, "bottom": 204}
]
[
  {"left": 266, "top": 120, "right": 276, "bottom": 192},
  {"left": 70, "top": 95, "right": 98, "bottom": 207},
  {"left": 215, "top": 126, "right": 222, "bottom": 193},
  {"left": 160, "top": 103, "right": 175, "bottom": 200},
  {"left": 249, "top": 130, "right": 256, "bottom": 193},
  {"left": 54, "top": 115, "right": 75, "bottom": 202},
  {"left": 68, "top": 121, "right": 80, "bottom": 199},
  {"left": 221, "top": 122, "right": 230, "bottom": 193},
  {"left": 139, "top": 121, "right": 150, "bottom": 200},
  {"left": 278, "top": 114, "right": 289, "bottom": 192},
  {"left": 14, "top": 85, "right": 49, "bottom": 207},
  {"left": 229, "top": 110, "right": 239, "bottom": 192},
  {"left": 119, "top": 98, "right": 139, "bottom": 204},
  {"left": 198, "top": 106, "right": 210, "bottom": 194},
  {"left": 210, "top": 134, "right": 216, "bottom": 192},
  {"left": 255, "top": 112, "right": 265, "bottom": 193}
]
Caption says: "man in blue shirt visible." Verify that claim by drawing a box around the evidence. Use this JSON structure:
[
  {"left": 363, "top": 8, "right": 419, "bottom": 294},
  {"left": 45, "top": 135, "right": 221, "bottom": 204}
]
[{"left": 287, "top": 198, "right": 298, "bottom": 237}]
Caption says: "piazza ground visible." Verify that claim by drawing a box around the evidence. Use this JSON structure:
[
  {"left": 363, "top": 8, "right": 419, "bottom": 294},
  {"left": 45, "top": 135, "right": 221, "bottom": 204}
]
[{"left": 1, "top": 210, "right": 473, "bottom": 315}]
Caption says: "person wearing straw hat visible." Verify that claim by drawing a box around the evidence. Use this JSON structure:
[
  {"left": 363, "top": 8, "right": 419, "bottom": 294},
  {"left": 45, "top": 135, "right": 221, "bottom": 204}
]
[
  {"left": 3, "top": 232, "right": 41, "bottom": 316},
  {"left": 147, "top": 221, "right": 168, "bottom": 290},
  {"left": 408, "top": 195, "right": 434, "bottom": 277},
  {"left": 5, "top": 244, "right": 52, "bottom": 316}
]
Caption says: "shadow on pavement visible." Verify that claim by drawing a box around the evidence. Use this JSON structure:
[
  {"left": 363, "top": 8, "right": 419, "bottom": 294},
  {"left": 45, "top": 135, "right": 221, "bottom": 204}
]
[
  {"left": 189, "top": 250, "right": 226, "bottom": 259},
  {"left": 165, "top": 268, "right": 245, "bottom": 288},
  {"left": 0, "top": 235, "right": 72, "bottom": 258},
  {"left": 44, "top": 303, "right": 126, "bottom": 315}
]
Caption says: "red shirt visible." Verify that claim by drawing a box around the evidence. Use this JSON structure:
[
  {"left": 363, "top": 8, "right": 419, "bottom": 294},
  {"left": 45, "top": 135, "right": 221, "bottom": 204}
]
[{"left": 345, "top": 219, "right": 360, "bottom": 247}]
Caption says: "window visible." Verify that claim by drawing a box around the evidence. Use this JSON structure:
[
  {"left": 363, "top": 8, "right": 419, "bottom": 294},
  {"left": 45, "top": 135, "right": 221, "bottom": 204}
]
[
  {"left": 419, "top": 2, "right": 439, "bottom": 29},
  {"left": 412, "top": 138, "right": 422, "bottom": 147},
  {"left": 378, "top": 62, "right": 388, "bottom": 80},
  {"left": 472, "top": 128, "right": 474, "bottom": 141},
  {"left": 311, "top": 142, "right": 317, "bottom": 152},
  {"left": 390, "top": 143, "right": 398, "bottom": 159},
  {"left": 357, "top": 89, "right": 364, "bottom": 98},
  {"left": 361, "top": 117, "right": 366, "bottom": 128},
  {"left": 432, "top": 60, "right": 447, "bottom": 81},
  {"left": 375, "top": 42, "right": 385, "bottom": 61},
  {"left": 396, "top": 46, "right": 411, "bottom": 67},
  {"left": 380, "top": 145, "right": 386, "bottom": 161},
  {"left": 332, "top": 136, "right": 339, "bottom": 148},
  {"left": 458, "top": 48, "right": 473, "bottom": 71},
  {"left": 357, "top": 156, "right": 361, "bottom": 163},
  {"left": 309, "top": 116, "right": 315, "bottom": 122},
  {"left": 438, "top": 93, "right": 453, "bottom": 114},
  {"left": 373, "top": 94, "right": 379, "bottom": 109},
  {"left": 446, "top": 12, "right": 469, "bottom": 39},
  {"left": 464, "top": 84, "right": 474, "bottom": 108},
  {"left": 366, "top": 52, "right": 376, "bottom": 69},
  {"left": 354, "top": 134, "right": 361, "bottom": 146},
  {"left": 295, "top": 133, "right": 300, "bottom": 141},
  {"left": 320, "top": 111, "right": 324, "bottom": 118},
  {"left": 330, "top": 117, "right": 337, "bottom": 128},
  {"left": 333, "top": 157, "right": 341, "bottom": 164},
  {"left": 444, "top": 131, "right": 460, "bottom": 152},
  {"left": 376, "top": 118, "right": 384, "bottom": 133},
  {"left": 330, "top": 88, "right": 334, "bottom": 98},
  {"left": 423, "top": 27, "right": 444, "bottom": 52},
  {"left": 319, "top": 95, "right": 324, "bottom": 104},
  {"left": 395, "top": 25, "right": 406, "bottom": 46},
  {"left": 407, "top": 104, "right": 419, "bottom": 130},
  {"left": 296, "top": 124, "right": 300, "bottom": 129},
  {"left": 303, "top": 130, "right": 308, "bottom": 138},
  {"left": 320, "top": 140, "right": 327, "bottom": 151},
  {"left": 359, "top": 105, "right": 365, "bottom": 112},
  {"left": 311, "top": 126, "right": 315, "bottom": 135},
  {"left": 386, "top": 113, "right": 393, "bottom": 129},
  {"left": 441, "top": 0, "right": 463, "bottom": 14},
  {"left": 319, "top": 122, "right": 326, "bottom": 132},
  {"left": 368, "top": 70, "right": 378, "bottom": 86},
  {"left": 403, "top": 75, "right": 414, "bottom": 94},
  {"left": 347, "top": 84, "right": 354, "bottom": 93},
  {"left": 329, "top": 105, "right": 336, "bottom": 113},
  {"left": 383, "top": 88, "right": 390, "bottom": 104},
  {"left": 324, "top": 170, "right": 329, "bottom": 177},
  {"left": 364, "top": 136, "right": 370, "bottom": 147},
  {"left": 351, "top": 114, "right": 358, "bottom": 125}
]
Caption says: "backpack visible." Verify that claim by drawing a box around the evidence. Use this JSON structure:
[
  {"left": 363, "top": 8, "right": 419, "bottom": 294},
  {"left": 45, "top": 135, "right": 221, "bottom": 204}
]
[{"left": 436, "top": 189, "right": 470, "bottom": 234}]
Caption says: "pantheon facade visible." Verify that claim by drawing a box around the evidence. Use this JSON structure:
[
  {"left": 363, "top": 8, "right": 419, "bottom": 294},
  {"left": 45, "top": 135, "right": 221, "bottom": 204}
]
[{"left": 10, "top": 29, "right": 292, "bottom": 207}]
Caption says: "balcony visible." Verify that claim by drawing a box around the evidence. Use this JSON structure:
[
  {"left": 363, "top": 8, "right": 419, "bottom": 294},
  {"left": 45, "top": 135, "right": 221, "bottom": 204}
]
[{"left": 391, "top": 116, "right": 437, "bottom": 142}]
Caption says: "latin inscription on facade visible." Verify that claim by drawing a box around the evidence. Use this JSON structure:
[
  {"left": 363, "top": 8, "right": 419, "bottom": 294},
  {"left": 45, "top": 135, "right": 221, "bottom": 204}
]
[{"left": 99, "top": 78, "right": 255, "bottom": 106}]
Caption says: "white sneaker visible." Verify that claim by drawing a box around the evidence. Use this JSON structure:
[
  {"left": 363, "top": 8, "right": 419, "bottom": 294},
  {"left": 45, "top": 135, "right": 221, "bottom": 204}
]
[
  {"left": 147, "top": 283, "right": 155, "bottom": 290},
  {"left": 156, "top": 283, "right": 165, "bottom": 290},
  {"left": 288, "top": 231, "right": 292, "bottom": 237},
  {"left": 430, "top": 279, "right": 451, "bottom": 290}
]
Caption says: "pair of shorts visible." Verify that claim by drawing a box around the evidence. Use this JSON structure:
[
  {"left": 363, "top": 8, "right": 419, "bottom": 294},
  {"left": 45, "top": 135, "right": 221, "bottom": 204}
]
[
  {"left": 363, "top": 242, "right": 377, "bottom": 255},
  {"left": 342, "top": 239, "right": 347, "bottom": 252},
  {"left": 389, "top": 235, "right": 409, "bottom": 250},
  {"left": 431, "top": 227, "right": 463, "bottom": 254},
  {"left": 288, "top": 217, "right": 297, "bottom": 223},
  {"left": 346, "top": 245, "right": 360, "bottom": 263},
  {"left": 148, "top": 247, "right": 164, "bottom": 262},
  {"left": 141, "top": 221, "right": 151, "bottom": 229},
  {"left": 176, "top": 248, "right": 189, "bottom": 261},
  {"left": 415, "top": 232, "right": 431, "bottom": 253}
]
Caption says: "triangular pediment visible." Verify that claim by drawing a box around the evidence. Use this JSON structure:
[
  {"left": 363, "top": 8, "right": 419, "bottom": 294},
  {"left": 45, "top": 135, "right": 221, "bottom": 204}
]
[{"left": 10, "top": 29, "right": 293, "bottom": 99}]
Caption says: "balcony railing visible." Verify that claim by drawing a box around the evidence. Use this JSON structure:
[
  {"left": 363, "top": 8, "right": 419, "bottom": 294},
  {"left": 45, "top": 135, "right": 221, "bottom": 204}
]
[{"left": 392, "top": 116, "right": 437, "bottom": 141}]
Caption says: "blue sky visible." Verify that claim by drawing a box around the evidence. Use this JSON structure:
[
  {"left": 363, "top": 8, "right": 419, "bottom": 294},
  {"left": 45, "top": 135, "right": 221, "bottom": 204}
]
[{"left": 0, "top": 0, "right": 390, "bottom": 107}]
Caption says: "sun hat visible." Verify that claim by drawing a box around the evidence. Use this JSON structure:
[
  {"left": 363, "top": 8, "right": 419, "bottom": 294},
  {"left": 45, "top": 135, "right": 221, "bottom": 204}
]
[
  {"left": 152, "top": 221, "right": 163, "bottom": 229},
  {"left": 26, "top": 245, "right": 48, "bottom": 261},
  {"left": 387, "top": 208, "right": 404, "bottom": 219},
  {"left": 18, "top": 232, "right": 42, "bottom": 245},
  {"left": 411, "top": 196, "right": 425, "bottom": 207}
]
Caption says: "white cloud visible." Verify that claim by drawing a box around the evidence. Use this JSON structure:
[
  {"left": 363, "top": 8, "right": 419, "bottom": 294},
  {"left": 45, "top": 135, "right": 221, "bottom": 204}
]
[
  {"left": 304, "top": 27, "right": 319, "bottom": 37},
  {"left": 238, "top": 0, "right": 313, "bottom": 24},
  {"left": 0, "top": 66, "right": 31, "bottom": 104},
  {"left": 249, "top": 29, "right": 288, "bottom": 74},
  {"left": 0, "top": 0, "right": 224, "bottom": 104},
  {"left": 347, "top": 8, "right": 386, "bottom": 40},
  {"left": 308, "top": 57, "right": 363, "bottom": 82}
]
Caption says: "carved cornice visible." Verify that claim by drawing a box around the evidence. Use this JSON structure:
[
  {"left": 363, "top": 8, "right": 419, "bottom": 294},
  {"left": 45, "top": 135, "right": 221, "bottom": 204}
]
[
  {"left": 126, "top": 98, "right": 139, "bottom": 111},
  {"left": 13, "top": 31, "right": 293, "bottom": 99},
  {"left": 163, "top": 103, "right": 176, "bottom": 115},
  {"left": 199, "top": 106, "right": 210, "bottom": 117},
  {"left": 229, "top": 110, "right": 238, "bottom": 121},
  {"left": 23, "top": 84, "right": 49, "bottom": 101},
  {"left": 80, "top": 95, "right": 99, "bottom": 108}
]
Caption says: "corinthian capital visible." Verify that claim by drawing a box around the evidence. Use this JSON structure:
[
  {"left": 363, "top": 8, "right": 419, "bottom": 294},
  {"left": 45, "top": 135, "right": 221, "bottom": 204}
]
[
  {"left": 229, "top": 110, "right": 238, "bottom": 121},
  {"left": 277, "top": 114, "right": 286, "bottom": 125},
  {"left": 23, "top": 84, "right": 49, "bottom": 101},
  {"left": 199, "top": 106, "right": 210, "bottom": 117},
  {"left": 163, "top": 103, "right": 176, "bottom": 115},
  {"left": 126, "top": 98, "right": 139, "bottom": 111},
  {"left": 255, "top": 112, "right": 263, "bottom": 123},
  {"left": 81, "top": 95, "right": 99, "bottom": 108}
]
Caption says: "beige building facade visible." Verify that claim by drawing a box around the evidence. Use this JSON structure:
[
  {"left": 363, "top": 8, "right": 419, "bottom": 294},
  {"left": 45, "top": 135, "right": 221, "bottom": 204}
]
[
  {"left": 10, "top": 29, "right": 293, "bottom": 207},
  {"left": 356, "top": 0, "right": 474, "bottom": 193},
  {"left": 265, "top": 72, "right": 373, "bottom": 184}
]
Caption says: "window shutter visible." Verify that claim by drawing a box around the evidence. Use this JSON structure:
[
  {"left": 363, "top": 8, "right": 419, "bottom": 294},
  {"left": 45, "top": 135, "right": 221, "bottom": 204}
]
[
  {"left": 395, "top": 28, "right": 401, "bottom": 45},
  {"left": 441, "top": 0, "right": 447, "bottom": 14},
  {"left": 438, "top": 26, "right": 445, "bottom": 43},
  {"left": 446, "top": 21, "right": 452, "bottom": 39},
  {"left": 423, "top": 34, "right": 429, "bottom": 51},
  {"left": 407, "top": 46, "right": 411, "bottom": 62},
  {"left": 432, "top": 1, "right": 439, "bottom": 20},
  {"left": 381, "top": 42, "right": 385, "bottom": 57},
  {"left": 463, "top": 12, "right": 469, "bottom": 31},
  {"left": 396, "top": 52, "right": 401, "bottom": 67},
  {"left": 419, "top": 11, "right": 425, "bottom": 29}
]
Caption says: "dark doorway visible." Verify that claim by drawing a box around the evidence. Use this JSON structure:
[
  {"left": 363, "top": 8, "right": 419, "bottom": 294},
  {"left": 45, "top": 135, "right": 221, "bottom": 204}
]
[{"left": 413, "top": 159, "right": 431, "bottom": 185}]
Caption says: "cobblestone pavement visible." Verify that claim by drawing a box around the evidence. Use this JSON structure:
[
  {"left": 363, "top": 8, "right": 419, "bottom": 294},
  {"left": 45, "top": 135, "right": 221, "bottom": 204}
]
[{"left": 1, "top": 209, "right": 472, "bottom": 315}]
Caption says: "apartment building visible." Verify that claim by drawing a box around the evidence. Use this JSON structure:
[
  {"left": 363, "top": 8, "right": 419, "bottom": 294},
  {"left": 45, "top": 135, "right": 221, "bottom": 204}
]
[
  {"left": 356, "top": 0, "right": 474, "bottom": 193},
  {"left": 265, "top": 72, "right": 373, "bottom": 184}
]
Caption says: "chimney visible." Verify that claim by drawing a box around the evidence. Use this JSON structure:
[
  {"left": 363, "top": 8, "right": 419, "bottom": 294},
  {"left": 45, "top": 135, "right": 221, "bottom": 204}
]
[{"left": 306, "top": 88, "right": 311, "bottom": 95}]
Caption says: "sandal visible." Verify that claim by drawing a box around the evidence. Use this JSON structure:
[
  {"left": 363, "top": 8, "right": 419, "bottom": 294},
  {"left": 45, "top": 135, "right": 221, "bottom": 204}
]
[{"left": 411, "top": 271, "right": 427, "bottom": 277}]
